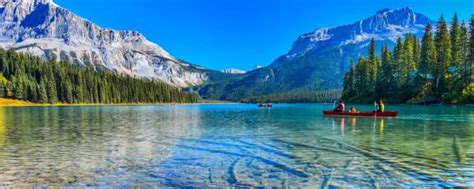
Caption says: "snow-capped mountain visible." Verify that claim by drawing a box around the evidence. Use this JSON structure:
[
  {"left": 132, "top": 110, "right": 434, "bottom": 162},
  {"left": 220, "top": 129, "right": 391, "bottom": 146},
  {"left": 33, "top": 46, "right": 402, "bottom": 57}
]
[
  {"left": 275, "top": 7, "right": 431, "bottom": 66},
  {"left": 222, "top": 68, "right": 246, "bottom": 74},
  {"left": 0, "top": 0, "right": 208, "bottom": 87},
  {"left": 197, "top": 7, "right": 434, "bottom": 101}
]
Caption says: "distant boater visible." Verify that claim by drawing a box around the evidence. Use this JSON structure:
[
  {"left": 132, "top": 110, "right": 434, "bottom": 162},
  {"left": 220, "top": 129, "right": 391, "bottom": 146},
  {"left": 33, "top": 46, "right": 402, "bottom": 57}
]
[
  {"left": 258, "top": 99, "right": 272, "bottom": 107},
  {"left": 266, "top": 100, "right": 273, "bottom": 108}
]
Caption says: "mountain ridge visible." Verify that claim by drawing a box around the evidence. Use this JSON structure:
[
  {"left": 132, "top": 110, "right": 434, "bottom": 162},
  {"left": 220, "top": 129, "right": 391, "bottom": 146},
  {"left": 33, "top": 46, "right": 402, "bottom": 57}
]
[
  {"left": 0, "top": 0, "right": 212, "bottom": 87},
  {"left": 275, "top": 7, "right": 430, "bottom": 66}
]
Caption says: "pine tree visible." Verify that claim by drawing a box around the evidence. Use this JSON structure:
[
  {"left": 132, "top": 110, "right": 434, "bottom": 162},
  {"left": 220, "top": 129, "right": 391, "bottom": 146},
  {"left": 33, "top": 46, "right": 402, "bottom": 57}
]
[
  {"left": 416, "top": 23, "right": 437, "bottom": 99},
  {"left": 362, "top": 38, "right": 378, "bottom": 99},
  {"left": 392, "top": 37, "right": 404, "bottom": 99},
  {"left": 401, "top": 35, "right": 416, "bottom": 85},
  {"left": 451, "top": 13, "right": 463, "bottom": 68},
  {"left": 434, "top": 15, "right": 452, "bottom": 96},
  {"left": 461, "top": 15, "right": 474, "bottom": 103},
  {"left": 469, "top": 16, "right": 474, "bottom": 85},
  {"left": 459, "top": 22, "right": 469, "bottom": 86},
  {"left": 39, "top": 80, "right": 48, "bottom": 103},
  {"left": 376, "top": 45, "right": 393, "bottom": 99},
  {"left": 12, "top": 77, "right": 23, "bottom": 99},
  {"left": 342, "top": 59, "right": 356, "bottom": 100},
  {"left": 402, "top": 34, "right": 418, "bottom": 100},
  {"left": 354, "top": 57, "right": 370, "bottom": 102},
  {"left": 0, "top": 83, "right": 5, "bottom": 98},
  {"left": 74, "top": 72, "right": 84, "bottom": 103},
  {"left": 413, "top": 35, "right": 421, "bottom": 66},
  {"left": 367, "top": 38, "right": 378, "bottom": 98},
  {"left": 64, "top": 80, "right": 73, "bottom": 103},
  {"left": 47, "top": 79, "right": 58, "bottom": 104},
  {"left": 0, "top": 73, "right": 7, "bottom": 98},
  {"left": 450, "top": 13, "right": 464, "bottom": 95},
  {"left": 419, "top": 24, "right": 437, "bottom": 79},
  {"left": 33, "top": 83, "right": 39, "bottom": 102}
]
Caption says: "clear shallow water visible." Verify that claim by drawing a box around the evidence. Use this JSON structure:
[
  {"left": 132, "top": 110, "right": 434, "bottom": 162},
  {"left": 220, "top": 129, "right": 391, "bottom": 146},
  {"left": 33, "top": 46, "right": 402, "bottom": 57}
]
[{"left": 0, "top": 104, "right": 473, "bottom": 187}]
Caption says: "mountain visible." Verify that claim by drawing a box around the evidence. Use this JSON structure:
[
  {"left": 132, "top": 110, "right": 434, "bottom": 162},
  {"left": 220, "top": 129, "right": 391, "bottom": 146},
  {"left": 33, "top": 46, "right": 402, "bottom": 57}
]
[
  {"left": 0, "top": 0, "right": 212, "bottom": 87},
  {"left": 253, "top": 65, "right": 264, "bottom": 70},
  {"left": 222, "top": 68, "right": 246, "bottom": 74},
  {"left": 196, "top": 7, "right": 433, "bottom": 101}
]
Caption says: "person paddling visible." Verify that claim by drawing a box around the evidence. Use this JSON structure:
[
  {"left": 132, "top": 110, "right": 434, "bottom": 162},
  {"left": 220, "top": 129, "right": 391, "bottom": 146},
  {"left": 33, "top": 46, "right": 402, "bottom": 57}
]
[
  {"left": 334, "top": 100, "right": 345, "bottom": 112},
  {"left": 375, "top": 100, "right": 385, "bottom": 112}
]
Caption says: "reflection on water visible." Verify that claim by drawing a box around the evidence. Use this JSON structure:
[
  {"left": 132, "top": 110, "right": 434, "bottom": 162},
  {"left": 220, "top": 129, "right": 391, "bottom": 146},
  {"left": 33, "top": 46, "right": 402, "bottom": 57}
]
[
  {"left": 0, "top": 104, "right": 473, "bottom": 187},
  {"left": 337, "top": 117, "right": 385, "bottom": 136}
]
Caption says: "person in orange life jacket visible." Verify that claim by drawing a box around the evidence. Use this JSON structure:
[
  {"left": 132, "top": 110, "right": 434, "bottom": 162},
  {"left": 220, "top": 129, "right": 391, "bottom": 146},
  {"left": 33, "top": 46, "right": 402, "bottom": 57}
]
[{"left": 348, "top": 107, "right": 358, "bottom": 113}]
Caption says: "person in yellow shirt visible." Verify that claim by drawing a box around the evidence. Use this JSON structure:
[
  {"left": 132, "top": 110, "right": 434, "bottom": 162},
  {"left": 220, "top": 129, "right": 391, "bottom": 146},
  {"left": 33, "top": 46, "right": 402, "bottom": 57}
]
[{"left": 376, "top": 100, "right": 385, "bottom": 112}]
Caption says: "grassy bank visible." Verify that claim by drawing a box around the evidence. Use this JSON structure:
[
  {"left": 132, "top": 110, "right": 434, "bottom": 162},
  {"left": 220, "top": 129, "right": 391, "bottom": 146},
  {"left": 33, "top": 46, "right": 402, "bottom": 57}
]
[
  {"left": 0, "top": 98, "right": 38, "bottom": 106},
  {"left": 0, "top": 98, "right": 181, "bottom": 107}
]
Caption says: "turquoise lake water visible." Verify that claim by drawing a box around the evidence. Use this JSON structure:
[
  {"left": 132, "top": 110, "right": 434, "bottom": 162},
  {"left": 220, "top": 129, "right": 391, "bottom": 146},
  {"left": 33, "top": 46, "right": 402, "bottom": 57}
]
[{"left": 0, "top": 104, "right": 473, "bottom": 187}]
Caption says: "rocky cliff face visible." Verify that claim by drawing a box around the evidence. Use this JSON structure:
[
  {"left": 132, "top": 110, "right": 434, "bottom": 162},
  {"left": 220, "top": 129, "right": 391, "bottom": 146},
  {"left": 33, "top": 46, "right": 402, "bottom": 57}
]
[{"left": 0, "top": 0, "right": 208, "bottom": 87}]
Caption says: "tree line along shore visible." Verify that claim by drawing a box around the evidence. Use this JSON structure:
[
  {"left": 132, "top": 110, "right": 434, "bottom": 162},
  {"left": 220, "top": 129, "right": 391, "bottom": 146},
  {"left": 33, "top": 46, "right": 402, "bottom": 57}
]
[
  {"left": 0, "top": 49, "right": 197, "bottom": 105},
  {"left": 342, "top": 14, "right": 473, "bottom": 104}
]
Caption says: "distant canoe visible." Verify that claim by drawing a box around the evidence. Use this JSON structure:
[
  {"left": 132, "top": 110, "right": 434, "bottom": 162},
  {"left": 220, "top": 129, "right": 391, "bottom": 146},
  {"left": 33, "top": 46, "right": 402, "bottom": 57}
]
[
  {"left": 323, "top": 111, "right": 398, "bottom": 117},
  {"left": 258, "top": 104, "right": 273, "bottom": 108}
]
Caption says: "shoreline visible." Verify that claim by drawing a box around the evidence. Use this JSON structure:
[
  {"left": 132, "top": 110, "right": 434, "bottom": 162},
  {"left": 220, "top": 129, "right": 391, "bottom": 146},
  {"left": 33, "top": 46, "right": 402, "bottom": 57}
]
[
  {"left": 1, "top": 98, "right": 471, "bottom": 107},
  {"left": 0, "top": 98, "right": 239, "bottom": 107}
]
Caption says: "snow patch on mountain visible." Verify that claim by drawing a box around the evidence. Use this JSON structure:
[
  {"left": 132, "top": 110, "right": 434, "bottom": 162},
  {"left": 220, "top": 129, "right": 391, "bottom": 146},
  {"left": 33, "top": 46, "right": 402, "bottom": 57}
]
[
  {"left": 222, "top": 68, "right": 246, "bottom": 74},
  {"left": 308, "top": 28, "right": 332, "bottom": 42},
  {"left": 254, "top": 65, "right": 264, "bottom": 70}
]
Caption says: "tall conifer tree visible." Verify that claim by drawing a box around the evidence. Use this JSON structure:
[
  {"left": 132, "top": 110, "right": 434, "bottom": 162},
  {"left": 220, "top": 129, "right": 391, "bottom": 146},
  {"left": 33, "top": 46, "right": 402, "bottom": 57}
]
[{"left": 434, "top": 15, "right": 452, "bottom": 96}]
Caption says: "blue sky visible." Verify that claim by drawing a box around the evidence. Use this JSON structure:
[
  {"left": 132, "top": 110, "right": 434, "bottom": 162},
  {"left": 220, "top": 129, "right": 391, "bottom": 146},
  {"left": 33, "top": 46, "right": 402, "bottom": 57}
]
[{"left": 54, "top": 0, "right": 472, "bottom": 71}]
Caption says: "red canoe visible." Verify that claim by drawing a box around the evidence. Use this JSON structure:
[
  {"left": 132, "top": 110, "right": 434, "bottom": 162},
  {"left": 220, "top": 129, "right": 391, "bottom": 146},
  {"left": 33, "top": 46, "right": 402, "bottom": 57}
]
[{"left": 323, "top": 111, "right": 398, "bottom": 117}]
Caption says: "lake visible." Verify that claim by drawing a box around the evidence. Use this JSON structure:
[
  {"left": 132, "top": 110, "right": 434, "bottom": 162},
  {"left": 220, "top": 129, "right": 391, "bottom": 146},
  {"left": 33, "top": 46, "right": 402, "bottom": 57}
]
[{"left": 0, "top": 104, "right": 473, "bottom": 187}]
